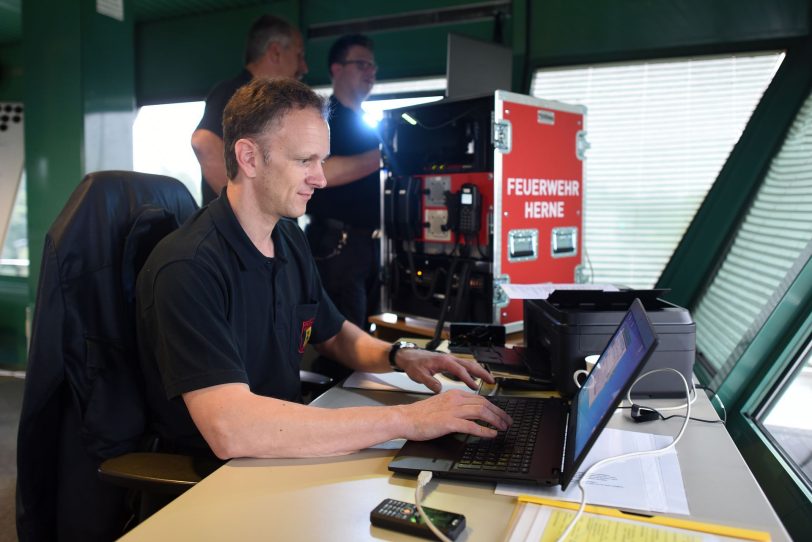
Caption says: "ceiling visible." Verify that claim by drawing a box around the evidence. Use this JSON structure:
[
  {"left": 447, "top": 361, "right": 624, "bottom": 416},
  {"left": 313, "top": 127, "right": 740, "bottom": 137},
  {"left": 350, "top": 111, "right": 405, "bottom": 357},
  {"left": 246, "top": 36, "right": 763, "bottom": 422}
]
[{"left": 0, "top": 0, "right": 268, "bottom": 44}]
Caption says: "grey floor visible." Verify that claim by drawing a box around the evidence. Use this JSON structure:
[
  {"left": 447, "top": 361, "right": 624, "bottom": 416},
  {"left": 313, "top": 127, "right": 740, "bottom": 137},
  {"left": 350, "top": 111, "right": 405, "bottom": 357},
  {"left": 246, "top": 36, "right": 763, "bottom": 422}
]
[{"left": 0, "top": 375, "right": 23, "bottom": 542}]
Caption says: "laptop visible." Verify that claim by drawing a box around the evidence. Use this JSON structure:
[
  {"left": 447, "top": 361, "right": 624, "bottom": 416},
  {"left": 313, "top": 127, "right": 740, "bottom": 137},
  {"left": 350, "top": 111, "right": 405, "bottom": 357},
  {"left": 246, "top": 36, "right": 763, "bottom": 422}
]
[{"left": 389, "top": 298, "right": 658, "bottom": 490}]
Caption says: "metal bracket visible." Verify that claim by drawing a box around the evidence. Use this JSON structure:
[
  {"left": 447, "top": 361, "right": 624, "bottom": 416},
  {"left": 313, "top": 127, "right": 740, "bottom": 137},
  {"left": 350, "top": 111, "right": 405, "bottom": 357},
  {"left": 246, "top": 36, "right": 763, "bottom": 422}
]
[
  {"left": 575, "top": 264, "right": 590, "bottom": 283},
  {"left": 493, "top": 275, "right": 510, "bottom": 307},
  {"left": 576, "top": 130, "right": 590, "bottom": 160},
  {"left": 492, "top": 119, "right": 512, "bottom": 154}
]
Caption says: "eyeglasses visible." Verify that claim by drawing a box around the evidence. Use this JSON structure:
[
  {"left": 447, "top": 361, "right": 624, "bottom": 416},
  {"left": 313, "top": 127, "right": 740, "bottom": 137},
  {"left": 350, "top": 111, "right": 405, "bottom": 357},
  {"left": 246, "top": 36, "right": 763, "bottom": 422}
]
[{"left": 341, "top": 59, "right": 378, "bottom": 72}]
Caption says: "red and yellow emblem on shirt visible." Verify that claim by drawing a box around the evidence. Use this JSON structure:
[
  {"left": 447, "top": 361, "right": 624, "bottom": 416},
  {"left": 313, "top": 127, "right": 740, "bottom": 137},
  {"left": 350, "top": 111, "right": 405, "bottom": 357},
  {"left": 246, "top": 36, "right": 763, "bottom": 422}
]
[{"left": 298, "top": 317, "right": 315, "bottom": 353}]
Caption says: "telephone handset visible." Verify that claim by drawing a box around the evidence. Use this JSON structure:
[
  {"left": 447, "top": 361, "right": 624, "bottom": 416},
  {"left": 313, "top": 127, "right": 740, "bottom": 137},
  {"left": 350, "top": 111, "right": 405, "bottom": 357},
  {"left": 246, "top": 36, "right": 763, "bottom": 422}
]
[{"left": 457, "top": 184, "right": 482, "bottom": 235}]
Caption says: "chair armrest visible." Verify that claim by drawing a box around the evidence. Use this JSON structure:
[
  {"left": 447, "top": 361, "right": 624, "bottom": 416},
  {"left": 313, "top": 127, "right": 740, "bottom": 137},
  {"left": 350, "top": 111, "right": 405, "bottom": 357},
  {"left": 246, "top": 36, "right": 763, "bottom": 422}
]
[
  {"left": 300, "top": 369, "right": 333, "bottom": 387},
  {"left": 98, "top": 452, "right": 222, "bottom": 496},
  {"left": 299, "top": 369, "right": 335, "bottom": 402}
]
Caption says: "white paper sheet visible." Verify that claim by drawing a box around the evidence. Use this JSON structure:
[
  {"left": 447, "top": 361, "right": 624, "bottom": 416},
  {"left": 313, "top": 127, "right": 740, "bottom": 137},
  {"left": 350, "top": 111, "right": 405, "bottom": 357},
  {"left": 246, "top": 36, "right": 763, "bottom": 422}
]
[
  {"left": 499, "top": 283, "right": 619, "bottom": 300},
  {"left": 342, "top": 371, "right": 478, "bottom": 395},
  {"left": 496, "top": 428, "right": 689, "bottom": 515}
]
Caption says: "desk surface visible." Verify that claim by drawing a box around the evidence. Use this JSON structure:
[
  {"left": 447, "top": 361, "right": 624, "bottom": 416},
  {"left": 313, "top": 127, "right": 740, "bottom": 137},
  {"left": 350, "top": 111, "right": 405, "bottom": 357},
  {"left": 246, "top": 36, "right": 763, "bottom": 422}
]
[{"left": 121, "top": 386, "right": 790, "bottom": 541}]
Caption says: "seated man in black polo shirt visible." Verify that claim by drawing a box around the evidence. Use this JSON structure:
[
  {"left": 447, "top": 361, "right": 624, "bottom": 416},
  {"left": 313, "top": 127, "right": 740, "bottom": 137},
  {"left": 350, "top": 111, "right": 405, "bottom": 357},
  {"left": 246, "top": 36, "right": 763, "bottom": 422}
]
[{"left": 136, "top": 78, "right": 511, "bottom": 459}]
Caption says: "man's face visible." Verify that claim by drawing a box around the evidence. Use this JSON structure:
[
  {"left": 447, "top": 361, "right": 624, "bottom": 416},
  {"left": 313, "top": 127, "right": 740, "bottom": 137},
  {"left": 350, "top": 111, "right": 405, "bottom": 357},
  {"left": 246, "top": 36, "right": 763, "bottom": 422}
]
[
  {"left": 333, "top": 45, "right": 376, "bottom": 101},
  {"left": 253, "top": 107, "right": 328, "bottom": 221},
  {"left": 278, "top": 32, "right": 308, "bottom": 80}
]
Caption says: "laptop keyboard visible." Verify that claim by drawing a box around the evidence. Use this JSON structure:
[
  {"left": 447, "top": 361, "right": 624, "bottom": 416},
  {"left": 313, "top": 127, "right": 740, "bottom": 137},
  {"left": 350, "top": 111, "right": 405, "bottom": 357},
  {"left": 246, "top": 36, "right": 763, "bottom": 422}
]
[{"left": 454, "top": 397, "right": 543, "bottom": 474}]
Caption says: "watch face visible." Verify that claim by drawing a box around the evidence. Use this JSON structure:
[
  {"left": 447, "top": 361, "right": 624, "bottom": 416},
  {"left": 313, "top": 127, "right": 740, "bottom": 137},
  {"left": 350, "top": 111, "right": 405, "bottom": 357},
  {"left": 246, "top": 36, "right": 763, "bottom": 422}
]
[{"left": 400, "top": 341, "right": 417, "bottom": 349}]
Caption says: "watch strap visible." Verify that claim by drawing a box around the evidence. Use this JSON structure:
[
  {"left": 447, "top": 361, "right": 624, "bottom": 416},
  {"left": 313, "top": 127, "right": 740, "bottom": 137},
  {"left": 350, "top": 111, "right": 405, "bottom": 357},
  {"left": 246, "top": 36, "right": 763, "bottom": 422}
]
[{"left": 388, "top": 341, "right": 417, "bottom": 371}]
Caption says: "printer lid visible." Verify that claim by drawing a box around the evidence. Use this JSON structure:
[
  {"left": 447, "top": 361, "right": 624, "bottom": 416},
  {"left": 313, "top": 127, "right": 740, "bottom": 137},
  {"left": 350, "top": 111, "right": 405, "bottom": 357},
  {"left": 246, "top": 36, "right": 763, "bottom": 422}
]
[{"left": 546, "top": 288, "right": 670, "bottom": 309}]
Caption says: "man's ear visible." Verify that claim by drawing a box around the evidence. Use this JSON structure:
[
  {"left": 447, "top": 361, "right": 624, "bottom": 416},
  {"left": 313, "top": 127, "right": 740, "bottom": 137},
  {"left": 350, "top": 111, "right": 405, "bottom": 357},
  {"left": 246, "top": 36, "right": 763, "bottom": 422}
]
[
  {"left": 328, "top": 62, "right": 340, "bottom": 80},
  {"left": 234, "top": 138, "right": 260, "bottom": 178},
  {"left": 265, "top": 41, "right": 282, "bottom": 65}
]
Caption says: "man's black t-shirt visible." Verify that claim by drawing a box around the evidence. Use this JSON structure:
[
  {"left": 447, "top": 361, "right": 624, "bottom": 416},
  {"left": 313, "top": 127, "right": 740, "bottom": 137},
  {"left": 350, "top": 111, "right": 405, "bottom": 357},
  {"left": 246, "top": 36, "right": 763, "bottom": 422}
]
[
  {"left": 136, "top": 191, "right": 345, "bottom": 453},
  {"left": 196, "top": 69, "right": 253, "bottom": 205},
  {"left": 307, "top": 95, "right": 380, "bottom": 229}
]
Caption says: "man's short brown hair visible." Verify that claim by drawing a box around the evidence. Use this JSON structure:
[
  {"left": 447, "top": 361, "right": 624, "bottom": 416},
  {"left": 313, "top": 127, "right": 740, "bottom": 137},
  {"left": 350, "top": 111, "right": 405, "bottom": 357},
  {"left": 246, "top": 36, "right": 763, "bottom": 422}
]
[{"left": 223, "top": 77, "right": 327, "bottom": 180}]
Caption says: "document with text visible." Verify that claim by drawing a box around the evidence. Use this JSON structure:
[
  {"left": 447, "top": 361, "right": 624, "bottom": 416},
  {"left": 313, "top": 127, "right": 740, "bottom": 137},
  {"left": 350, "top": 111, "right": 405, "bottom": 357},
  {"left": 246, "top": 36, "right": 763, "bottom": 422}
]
[{"left": 496, "top": 428, "right": 689, "bottom": 515}]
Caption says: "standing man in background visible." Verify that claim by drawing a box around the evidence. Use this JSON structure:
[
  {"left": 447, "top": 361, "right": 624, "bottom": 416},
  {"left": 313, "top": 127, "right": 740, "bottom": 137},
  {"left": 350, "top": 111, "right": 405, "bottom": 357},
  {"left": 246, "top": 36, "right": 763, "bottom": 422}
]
[
  {"left": 306, "top": 34, "right": 382, "bottom": 380},
  {"left": 192, "top": 14, "right": 308, "bottom": 205}
]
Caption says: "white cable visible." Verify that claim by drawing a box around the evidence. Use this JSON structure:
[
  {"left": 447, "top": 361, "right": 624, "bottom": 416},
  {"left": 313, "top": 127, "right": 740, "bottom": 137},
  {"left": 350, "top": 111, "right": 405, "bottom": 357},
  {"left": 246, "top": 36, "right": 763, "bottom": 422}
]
[
  {"left": 416, "top": 471, "right": 452, "bottom": 542},
  {"left": 556, "top": 368, "right": 692, "bottom": 542},
  {"left": 625, "top": 368, "right": 698, "bottom": 411}
]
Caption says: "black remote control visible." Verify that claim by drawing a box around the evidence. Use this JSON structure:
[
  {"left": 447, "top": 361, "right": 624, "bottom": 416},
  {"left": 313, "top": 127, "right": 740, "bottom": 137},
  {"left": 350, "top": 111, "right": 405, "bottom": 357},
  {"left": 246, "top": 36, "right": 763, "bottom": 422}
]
[{"left": 370, "top": 498, "right": 466, "bottom": 540}]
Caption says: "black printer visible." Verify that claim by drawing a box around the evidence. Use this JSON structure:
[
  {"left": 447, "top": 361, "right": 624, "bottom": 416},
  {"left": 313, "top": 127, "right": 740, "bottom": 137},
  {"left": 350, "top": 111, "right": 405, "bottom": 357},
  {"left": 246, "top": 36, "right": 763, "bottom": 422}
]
[{"left": 524, "top": 289, "right": 696, "bottom": 397}]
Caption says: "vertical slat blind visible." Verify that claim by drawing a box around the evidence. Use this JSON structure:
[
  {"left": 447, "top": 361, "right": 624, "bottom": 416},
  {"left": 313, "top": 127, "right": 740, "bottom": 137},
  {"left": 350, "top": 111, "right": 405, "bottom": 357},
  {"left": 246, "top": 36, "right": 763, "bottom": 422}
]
[
  {"left": 531, "top": 53, "right": 784, "bottom": 288},
  {"left": 693, "top": 90, "right": 812, "bottom": 382}
]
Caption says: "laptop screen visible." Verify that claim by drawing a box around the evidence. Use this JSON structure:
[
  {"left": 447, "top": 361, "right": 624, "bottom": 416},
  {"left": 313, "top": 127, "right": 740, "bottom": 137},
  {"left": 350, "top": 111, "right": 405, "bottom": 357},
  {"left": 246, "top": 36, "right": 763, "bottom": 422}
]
[{"left": 562, "top": 298, "right": 658, "bottom": 486}]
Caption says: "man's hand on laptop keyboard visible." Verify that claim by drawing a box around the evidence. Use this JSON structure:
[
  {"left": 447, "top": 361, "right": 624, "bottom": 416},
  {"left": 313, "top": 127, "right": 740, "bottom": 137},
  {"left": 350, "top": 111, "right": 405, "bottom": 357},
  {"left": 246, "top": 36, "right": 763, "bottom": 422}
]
[
  {"left": 396, "top": 390, "right": 513, "bottom": 441},
  {"left": 393, "top": 348, "right": 495, "bottom": 394}
]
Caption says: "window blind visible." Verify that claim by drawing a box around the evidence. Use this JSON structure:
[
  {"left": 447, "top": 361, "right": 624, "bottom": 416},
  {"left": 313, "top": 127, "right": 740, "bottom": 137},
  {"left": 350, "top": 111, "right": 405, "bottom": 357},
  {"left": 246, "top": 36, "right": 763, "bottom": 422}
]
[
  {"left": 693, "top": 90, "right": 812, "bottom": 382},
  {"left": 531, "top": 53, "right": 784, "bottom": 288}
]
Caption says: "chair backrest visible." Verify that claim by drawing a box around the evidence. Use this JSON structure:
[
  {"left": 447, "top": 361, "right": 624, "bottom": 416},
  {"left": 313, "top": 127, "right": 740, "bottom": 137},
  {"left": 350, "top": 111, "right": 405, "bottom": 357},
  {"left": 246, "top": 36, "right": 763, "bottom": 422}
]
[{"left": 16, "top": 171, "right": 199, "bottom": 542}]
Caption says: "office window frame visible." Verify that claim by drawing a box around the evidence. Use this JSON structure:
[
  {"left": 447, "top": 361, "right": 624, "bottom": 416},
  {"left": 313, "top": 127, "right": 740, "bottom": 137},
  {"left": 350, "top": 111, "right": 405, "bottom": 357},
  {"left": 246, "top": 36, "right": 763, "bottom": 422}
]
[
  {"left": 756, "top": 333, "right": 812, "bottom": 487},
  {"left": 726, "top": 259, "right": 812, "bottom": 538}
]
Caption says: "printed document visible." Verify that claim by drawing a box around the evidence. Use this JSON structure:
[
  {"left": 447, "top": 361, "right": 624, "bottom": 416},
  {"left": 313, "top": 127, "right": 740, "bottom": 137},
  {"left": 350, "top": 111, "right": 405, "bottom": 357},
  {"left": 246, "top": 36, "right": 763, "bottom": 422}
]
[
  {"left": 497, "top": 428, "right": 689, "bottom": 515},
  {"left": 500, "top": 283, "right": 618, "bottom": 300},
  {"left": 343, "top": 371, "right": 477, "bottom": 395}
]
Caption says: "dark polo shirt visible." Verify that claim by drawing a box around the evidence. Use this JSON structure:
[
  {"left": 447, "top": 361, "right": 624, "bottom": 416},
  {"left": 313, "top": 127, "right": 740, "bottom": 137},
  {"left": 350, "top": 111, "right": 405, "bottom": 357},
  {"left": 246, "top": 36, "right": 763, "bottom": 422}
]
[
  {"left": 306, "top": 95, "right": 381, "bottom": 229},
  {"left": 196, "top": 69, "right": 253, "bottom": 205},
  {"left": 136, "top": 191, "right": 345, "bottom": 452}
]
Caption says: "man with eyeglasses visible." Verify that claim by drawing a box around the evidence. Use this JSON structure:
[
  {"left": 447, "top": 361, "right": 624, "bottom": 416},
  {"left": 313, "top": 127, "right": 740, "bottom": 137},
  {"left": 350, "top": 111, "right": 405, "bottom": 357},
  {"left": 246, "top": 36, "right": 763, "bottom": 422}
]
[
  {"left": 192, "top": 14, "right": 308, "bottom": 206},
  {"left": 306, "top": 34, "right": 383, "bottom": 381}
]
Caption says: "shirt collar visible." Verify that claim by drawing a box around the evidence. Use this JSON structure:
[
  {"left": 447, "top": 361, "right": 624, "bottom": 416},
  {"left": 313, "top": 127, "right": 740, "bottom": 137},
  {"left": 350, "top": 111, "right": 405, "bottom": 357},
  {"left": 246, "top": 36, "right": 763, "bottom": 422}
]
[{"left": 208, "top": 188, "right": 289, "bottom": 270}]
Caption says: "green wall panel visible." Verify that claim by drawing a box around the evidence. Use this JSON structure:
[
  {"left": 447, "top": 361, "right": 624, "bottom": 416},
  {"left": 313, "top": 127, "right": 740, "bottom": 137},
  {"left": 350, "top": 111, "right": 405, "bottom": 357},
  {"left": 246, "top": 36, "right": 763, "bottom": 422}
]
[
  {"left": 303, "top": 0, "right": 485, "bottom": 26},
  {"left": 23, "top": 0, "right": 84, "bottom": 295},
  {"left": 530, "top": 0, "right": 810, "bottom": 66},
  {"left": 136, "top": 1, "right": 509, "bottom": 102},
  {"left": 136, "top": 2, "right": 299, "bottom": 105},
  {"left": 0, "top": 42, "right": 23, "bottom": 101},
  {"left": 23, "top": 0, "right": 136, "bottom": 301}
]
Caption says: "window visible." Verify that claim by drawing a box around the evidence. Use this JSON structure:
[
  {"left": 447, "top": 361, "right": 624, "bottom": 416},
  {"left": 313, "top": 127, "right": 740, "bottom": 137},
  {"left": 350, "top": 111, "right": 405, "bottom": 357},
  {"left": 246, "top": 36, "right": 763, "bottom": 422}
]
[
  {"left": 360, "top": 77, "right": 446, "bottom": 128},
  {"left": 531, "top": 53, "right": 784, "bottom": 288},
  {"left": 133, "top": 101, "right": 205, "bottom": 205},
  {"left": 693, "top": 89, "right": 812, "bottom": 384},
  {"left": 313, "top": 76, "right": 446, "bottom": 128},
  {"left": 0, "top": 102, "right": 27, "bottom": 277},
  {"left": 0, "top": 171, "right": 27, "bottom": 277},
  {"left": 758, "top": 335, "right": 812, "bottom": 486}
]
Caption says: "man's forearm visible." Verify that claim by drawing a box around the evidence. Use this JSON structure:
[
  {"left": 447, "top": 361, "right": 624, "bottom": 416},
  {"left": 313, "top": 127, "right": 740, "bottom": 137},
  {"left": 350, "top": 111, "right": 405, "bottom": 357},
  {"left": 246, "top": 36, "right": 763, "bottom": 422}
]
[
  {"left": 184, "top": 382, "right": 510, "bottom": 460},
  {"left": 191, "top": 129, "right": 229, "bottom": 195},
  {"left": 323, "top": 149, "right": 381, "bottom": 187},
  {"left": 185, "top": 384, "right": 406, "bottom": 459}
]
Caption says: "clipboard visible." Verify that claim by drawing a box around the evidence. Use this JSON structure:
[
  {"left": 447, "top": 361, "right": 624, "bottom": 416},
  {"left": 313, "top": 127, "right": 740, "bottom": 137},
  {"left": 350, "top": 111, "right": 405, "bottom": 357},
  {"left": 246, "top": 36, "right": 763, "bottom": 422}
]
[{"left": 504, "top": 495, "right": 771, "bottom": 541}]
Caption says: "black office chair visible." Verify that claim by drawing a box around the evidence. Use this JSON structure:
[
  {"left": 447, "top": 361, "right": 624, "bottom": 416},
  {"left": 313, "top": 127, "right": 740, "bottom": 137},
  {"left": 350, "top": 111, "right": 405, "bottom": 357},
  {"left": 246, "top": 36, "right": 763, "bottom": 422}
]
[{"left": 16, "top": 171, "right": 332, "bottom": 541}]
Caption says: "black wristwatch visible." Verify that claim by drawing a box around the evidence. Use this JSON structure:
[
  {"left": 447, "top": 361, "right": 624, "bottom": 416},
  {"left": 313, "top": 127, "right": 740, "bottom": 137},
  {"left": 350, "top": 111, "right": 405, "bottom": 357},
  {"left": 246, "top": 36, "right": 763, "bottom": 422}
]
[{"left": 388, "top": 340, "right": 419, "bottom": 371}]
